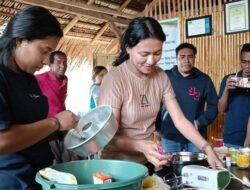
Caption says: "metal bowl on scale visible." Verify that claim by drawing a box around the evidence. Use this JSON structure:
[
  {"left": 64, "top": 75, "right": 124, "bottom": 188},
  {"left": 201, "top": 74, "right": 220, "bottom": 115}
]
[
  {"left": 64, "top": 105, "right": 118, "bottom": 157},
  {"left": 156, "top": 152, "right": 208, "bottom": 177},
  {"left": 170, "top": 152, "right": 208, "bottom": 176}
]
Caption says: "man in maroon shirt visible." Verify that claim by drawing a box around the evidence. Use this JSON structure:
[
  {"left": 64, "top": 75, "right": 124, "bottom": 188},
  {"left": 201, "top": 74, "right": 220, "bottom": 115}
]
[{"left": 36, "top": 51, "right": 69, "bottom": 163}]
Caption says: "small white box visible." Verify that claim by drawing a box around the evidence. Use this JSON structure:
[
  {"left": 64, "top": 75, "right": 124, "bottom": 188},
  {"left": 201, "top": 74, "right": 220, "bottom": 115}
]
[{"left": 93, "top": 172, "right": 112, "bottom": 184}]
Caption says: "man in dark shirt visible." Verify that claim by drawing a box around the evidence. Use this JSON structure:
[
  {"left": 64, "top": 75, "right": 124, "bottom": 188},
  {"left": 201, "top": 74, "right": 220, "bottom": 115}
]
[
  {"left": 218, "top": 43, "right": 250, "bottom": 148},
  {"left": 158, "top": 43, "right": 218, "bottom": 153}
]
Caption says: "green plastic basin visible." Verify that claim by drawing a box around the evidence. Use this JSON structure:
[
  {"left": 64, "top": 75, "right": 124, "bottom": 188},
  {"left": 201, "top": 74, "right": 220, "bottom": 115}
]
[{"left": 36, "top": 160, "right": 148, "bottom": 190}]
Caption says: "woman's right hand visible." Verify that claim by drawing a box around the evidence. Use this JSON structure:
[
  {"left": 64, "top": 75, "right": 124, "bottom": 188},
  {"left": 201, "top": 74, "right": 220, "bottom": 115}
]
[
  {"left": 204, "top": 144, "right": 223, "bottom": 169},
  {"left": 54, "top": 110, "right": 80, "bottom": 131},
  {"left": 140, "top": 140, "right": 172, "bottom": 168}
]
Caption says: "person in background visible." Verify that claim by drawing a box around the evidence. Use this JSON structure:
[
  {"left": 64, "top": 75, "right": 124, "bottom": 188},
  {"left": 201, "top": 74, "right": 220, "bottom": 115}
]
[
  {"left": 36, "top": 51, "right": 70, "bottom": 163},
  {"left": 157, "top": 43, "right": 218, "bottom": 153},
  {"left": 99, "top": 17, "right": 222, "bottom": 175},
  {"left": 218, "top": 43, "right": 250, "bottom": 148},
  {"left": 89, "top": 65, "right": 108, "bottom": 110},
  {"left": 88, "top": 65, "right": 107, "bottom": 159},
  {"left": 0, "top": 6, "right": 79, "bottom": 189},
  {"left": 244, "top": 117, "right": 250, "bottom": 147}
]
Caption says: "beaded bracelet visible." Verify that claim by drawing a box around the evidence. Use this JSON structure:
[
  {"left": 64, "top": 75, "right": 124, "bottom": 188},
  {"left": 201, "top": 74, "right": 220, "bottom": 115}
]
[
  {"left": 201, "top": 142, "right": 211, "bottom": 153},
  {"left": 50, "top": 116, "right": 61, "bottom": 131}
]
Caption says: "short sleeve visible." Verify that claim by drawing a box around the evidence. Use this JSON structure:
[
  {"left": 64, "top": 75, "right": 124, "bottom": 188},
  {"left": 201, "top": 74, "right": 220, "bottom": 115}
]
[
  {"left": 99, "top": 71, "right": 123, "bottom": 109},
  {"left": 218, "top": 75, "right": 228, "bottom": 98},
  {"left": 92, "top": 85, "right": 100, "bottom": 99},
  {"left": 161, "top": 70, "right": 175, "bottom": 102}
]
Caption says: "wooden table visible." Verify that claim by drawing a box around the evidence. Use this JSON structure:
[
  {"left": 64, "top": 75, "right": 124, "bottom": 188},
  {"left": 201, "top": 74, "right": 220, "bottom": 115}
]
[{"left": 225, "top": 165, "right": 250, "bottom": 190}]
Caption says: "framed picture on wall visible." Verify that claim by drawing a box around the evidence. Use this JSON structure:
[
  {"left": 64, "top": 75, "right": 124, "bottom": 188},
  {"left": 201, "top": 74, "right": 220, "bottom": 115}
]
[
  {"left": 185, "top": 15, "right": 212, "bottom": 38},
  {"left": 224, "top": 0, "right": 250, "bottom": 34}
]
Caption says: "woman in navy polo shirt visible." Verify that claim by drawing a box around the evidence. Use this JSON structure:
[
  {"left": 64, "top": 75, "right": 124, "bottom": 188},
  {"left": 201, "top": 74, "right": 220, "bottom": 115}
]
[{"left": 0, "top": 6, "right": 79, "bottom": 189}]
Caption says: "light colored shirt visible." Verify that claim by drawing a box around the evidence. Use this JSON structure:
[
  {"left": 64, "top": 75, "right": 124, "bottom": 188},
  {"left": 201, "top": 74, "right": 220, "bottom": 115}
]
[
  {"left": 99, "top": 63, "right": 175, "bottom": 163},
  {"left": 89, "top": 83, "right": 100, "bottom": 109}
]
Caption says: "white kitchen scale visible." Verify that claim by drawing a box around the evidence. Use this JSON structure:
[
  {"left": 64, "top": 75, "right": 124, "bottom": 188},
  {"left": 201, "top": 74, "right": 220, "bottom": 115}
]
[{"left": 181, "top": 165, "right": 231, "bottom": 190}]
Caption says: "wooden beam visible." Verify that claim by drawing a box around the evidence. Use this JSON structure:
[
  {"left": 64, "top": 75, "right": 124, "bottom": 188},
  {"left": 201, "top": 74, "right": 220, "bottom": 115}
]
[
  {"left": 87, "top": 0, "right": 95, "bottom": 5},
  {"left": 106, "top": 39, "right": 119, "bottom": 54},
  {"left": 0, "top": 11, "right": 13, "bottom": 18},
  {"left": 117, "top": 0, "right": 132, "bottom": 11},
  {"left": 90, "top": 22, "right": 109, "bottom": 45},
  {"left": 49, "top": 0, "right": 134, "bottom": 19},
  {"left": 89, "top": 0, "right": 128, "bottom": 46},
  {"left": 15, "top": 0, "right": 130, "bottom": 26},
  {"left": 64, "top": 35, "right": 110, "bottom": 44},
  {"left": 102, "top": 0, "right": 129, "bottom": 42},
  {"left": 108, "top": 21, "right": 122, "bottom": 38},
  {"left": 138, "top": 0, "right": 158, "bottom": 17},
  {"left": 63, "top": 15, "right": 81, "bottom": 34}
]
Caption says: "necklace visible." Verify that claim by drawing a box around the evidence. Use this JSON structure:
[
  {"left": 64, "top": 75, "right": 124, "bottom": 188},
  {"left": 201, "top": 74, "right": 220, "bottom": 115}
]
[{"left": 138, "top": 76, "right": 151, "bottom": 108}]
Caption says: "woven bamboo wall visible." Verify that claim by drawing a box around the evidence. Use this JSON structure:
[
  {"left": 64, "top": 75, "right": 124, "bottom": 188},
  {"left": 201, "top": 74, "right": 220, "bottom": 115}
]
[{"left": 143, "top": 0, "right": 250, "bottom": 144}]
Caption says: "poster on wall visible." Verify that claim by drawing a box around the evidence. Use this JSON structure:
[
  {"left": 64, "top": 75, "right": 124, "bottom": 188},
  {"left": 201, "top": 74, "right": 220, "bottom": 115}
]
[
  {"left": 224, "top": 0, "right": 250, "bottom": 34},
  {"left": 158, "top": 18, "right": 180, "bottom": 70},
  {"left": 186, "top": 15, "right": 212, "bottom": 38}
]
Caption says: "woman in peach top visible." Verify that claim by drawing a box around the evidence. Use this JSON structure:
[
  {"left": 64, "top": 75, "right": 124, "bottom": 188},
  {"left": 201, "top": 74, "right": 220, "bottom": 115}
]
[{"left": 99, "top": 17, "right": 222, "bottom": 175}]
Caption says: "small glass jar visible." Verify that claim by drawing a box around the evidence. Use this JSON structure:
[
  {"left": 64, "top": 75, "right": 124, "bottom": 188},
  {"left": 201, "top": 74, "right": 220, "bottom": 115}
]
[
  {"left": 236, "top": 147, "right": 250, "bottom": 168},
  {"left": 228, "top": 147, "right": 237, "bottom": 165}
]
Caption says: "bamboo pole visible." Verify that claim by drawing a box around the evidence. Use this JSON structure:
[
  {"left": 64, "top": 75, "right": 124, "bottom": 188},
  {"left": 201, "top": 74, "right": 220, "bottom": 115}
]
[
  {"left": 159, "top": 0, "right": 162, "bottom": 20},
  {"left": 163, "top": 0, "right": 166, "bottom": 18},
  {"left": 167, "top": 0, "right": 171, "bottom": 18},
  {"left": 194, "top": 0, "right": 198, "bottom": 16},
  {"left": 173, "top": 0, "right": 176, "bottom": 17},
  {"left": 190, "top": 0, "right": 194, "bottom": 16},
  {"left": 181, "top": 0, "right": 185, "bottom": 17}
]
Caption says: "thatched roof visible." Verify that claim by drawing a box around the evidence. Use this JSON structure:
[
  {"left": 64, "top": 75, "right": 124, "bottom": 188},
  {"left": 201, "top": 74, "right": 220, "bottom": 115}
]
[
  {"left": 0, "top": 0, "right": 155, "bottom": 69},
  {"left": 1, "top": 0, "right": 232, "bottom": 69}
]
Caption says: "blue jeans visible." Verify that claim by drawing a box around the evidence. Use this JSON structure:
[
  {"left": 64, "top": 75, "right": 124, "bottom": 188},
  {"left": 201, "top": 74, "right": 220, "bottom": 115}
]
[
  {"left": 224, "top": 143, "right": 242, "bottom": 149},
  {"left": 161, "top": 137, "right": 201, "bottom": 153}
]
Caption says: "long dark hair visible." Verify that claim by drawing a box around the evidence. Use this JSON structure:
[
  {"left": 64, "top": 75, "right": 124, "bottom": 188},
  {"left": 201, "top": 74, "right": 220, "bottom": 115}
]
[
  {"left": 113, "top": 17, "right": 166, "bottom": 66},
  {"left": 0, "top": 6, "right": 63, "bottom": 66}
]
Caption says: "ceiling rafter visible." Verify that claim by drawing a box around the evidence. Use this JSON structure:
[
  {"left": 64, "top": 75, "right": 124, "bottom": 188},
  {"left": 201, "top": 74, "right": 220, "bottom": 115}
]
[
  {"left": 55, "top": 15, "right": 82, "bottom": 50},
  {"left": 117, "top": 0, "right": 133, "bottom": 12},
  {"left": 90, "top": 0, "right": 130, "bottom": 45},
  {"left": 108, "top": 20, "right": 121, "bottom": 39},
  {"left": 2, "top": 0, "right": 154, "bottom": 56},
  {"left": 90, "top": 22, "right": 109, "bottom": 45},
  {"left": 104, "top": 0, "right": 132, "bottom": 53},
  {"left": 137, "top": 0, "right": 157, "bottom": 17},
  {"left": 106, "top": 38, "right": 119, "bottom": 54},
  {"left": 15, "top": 0, "right": 130, "bottom": 26},
  {"left": 87, "top": 0, "right": 95, "bottom": 5},
  {"left": 49, "top": 0, "right": 134, "bottom": 19},
  {"left": 0, "top": 11, "right": 12, "bottom": 18},
  {"left": 64, "top": 35, "right": 110, "bottom": 44},
  {"left": 63, "top": 15, "right": 81, "bottom": 34}
]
